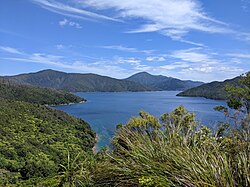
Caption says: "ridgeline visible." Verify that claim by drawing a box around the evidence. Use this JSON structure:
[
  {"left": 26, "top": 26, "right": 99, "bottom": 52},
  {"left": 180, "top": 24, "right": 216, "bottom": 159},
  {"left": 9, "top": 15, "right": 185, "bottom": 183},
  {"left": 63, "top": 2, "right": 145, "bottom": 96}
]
[{"left": 177, "top": 76, "right": 241, "bottom": 100}]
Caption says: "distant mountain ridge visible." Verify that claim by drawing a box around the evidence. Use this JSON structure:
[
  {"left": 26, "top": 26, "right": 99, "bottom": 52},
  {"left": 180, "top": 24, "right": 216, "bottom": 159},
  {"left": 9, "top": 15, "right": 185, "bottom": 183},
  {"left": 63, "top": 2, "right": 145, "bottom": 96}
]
[
  {"left": 177, "top": 76, "right": 241, "bottom": 100},
  {"left": 4, "top": 69, "right": 203, "bottom": 92},
  {"left": 5, "top": 69, "right": 152, "bottom": 92},
  {"left": 126, "top": 72, "right": 203, "bottom": 91}
]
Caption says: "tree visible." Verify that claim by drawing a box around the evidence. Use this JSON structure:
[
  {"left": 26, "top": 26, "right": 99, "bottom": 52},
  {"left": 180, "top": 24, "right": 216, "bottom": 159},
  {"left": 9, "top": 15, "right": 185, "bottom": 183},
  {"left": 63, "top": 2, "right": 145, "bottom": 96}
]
[
  {"left": 226, "top": 71, "right": 250, "bottom": 114},
  {"left": 214, "top": 71, "right": 250, "bottom": 128}
]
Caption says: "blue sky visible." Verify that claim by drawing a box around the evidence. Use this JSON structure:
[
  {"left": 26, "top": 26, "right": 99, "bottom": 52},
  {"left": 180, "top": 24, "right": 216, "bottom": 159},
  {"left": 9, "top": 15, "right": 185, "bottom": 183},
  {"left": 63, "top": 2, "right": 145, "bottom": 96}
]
[{"left": 0, "top": 0, "right": 249, "bottom": 82}]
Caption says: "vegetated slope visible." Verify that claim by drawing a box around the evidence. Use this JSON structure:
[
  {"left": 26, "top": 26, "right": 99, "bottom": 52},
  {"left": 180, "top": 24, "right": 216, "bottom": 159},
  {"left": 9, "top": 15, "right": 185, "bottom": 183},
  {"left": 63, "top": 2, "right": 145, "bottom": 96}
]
[
  {"left": 126, "top": 72, "right": 203, "bottom": 91},
  {"left": 0, "top": 78, "right": 85, "bottom": 105},
  {"left": 0, "top": 98, "right": 95, "bottom": 182},
  {"left": 5, "top": 69, "right": 152, "bottom": 92},
  {"left": 94, "top": 106, "right": 249, "bottom": 186},
  {"left": 177, "top": 76, "right": 241, "bottom": 100}
]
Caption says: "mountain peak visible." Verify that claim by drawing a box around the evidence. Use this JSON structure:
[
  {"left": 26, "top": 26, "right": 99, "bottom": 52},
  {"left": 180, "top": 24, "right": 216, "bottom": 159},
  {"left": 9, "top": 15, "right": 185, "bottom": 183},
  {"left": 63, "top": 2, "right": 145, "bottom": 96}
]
[
  {"left": 36, "top": 69, "right": 66, "bottom": 74},
  {"left": 134, "top": 72, "right": 152, "bottom": 75},
  {"left": 126, "top": 72, "right": 203, "bottom": 91}
]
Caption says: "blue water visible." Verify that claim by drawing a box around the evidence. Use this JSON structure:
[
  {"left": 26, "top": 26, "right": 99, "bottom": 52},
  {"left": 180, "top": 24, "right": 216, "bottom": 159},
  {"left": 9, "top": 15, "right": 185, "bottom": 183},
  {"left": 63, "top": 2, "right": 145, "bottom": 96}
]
[{"left": 55, "top": 91, "right": 227, "bottom": 149}]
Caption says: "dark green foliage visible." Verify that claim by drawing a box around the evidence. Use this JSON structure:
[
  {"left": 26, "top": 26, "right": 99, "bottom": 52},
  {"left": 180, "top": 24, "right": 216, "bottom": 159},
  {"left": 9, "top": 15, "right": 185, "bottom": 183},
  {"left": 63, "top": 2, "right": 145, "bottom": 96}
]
[
  {"left": 177, "top": 76, "right": 242, "bottom": 100},
  {"left": 0, "top": 98, "right": 95, "bottom": 185},
  {"left": 93, "top": 106, "right": 249, "bottom": 187},
  {"left": 0, "top": 78, "right": 85, "bottom": 105},
  {"left": 4, "top": 69, "right": 152, "bottom": 92},
  {"left": 225, "top": 72, "right": 250, "bottom": 113},
  {"left": 126, "top": 72, "right": 203, "bottom": 91}
]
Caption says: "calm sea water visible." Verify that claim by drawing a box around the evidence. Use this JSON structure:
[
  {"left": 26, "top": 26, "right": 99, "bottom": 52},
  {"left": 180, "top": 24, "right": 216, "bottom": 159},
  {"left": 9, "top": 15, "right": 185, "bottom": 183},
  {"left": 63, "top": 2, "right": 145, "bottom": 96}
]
[{"left": 55, "top": 91, "right": 227, "bottom": 149}]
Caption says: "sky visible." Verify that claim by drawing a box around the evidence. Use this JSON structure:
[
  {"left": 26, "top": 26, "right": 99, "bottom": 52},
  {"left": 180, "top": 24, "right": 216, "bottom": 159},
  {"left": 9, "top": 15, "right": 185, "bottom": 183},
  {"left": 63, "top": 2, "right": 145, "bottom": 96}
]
[{"left": 0, "top": 0, "right": 250, "bottom": 82}]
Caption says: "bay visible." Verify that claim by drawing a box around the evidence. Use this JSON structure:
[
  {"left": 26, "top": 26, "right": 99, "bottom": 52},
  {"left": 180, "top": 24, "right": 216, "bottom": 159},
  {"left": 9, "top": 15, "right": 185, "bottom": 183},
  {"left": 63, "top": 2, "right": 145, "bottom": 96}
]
[{"left": 55, "top": 91, "right": 227, "bottom": 149}]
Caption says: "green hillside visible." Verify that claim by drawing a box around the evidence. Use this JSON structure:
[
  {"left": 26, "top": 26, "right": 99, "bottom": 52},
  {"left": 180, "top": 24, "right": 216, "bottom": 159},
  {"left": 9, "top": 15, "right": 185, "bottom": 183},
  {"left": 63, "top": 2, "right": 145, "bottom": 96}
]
[
  {"left": 177, "top": 76, "right": 241, "bottom": 100},
  {"left": 5, "top": 69, "right": 152, "bottom": 92},
  {"left": 5, "top": 69, "right": 204, "bottom": 92},
  {"left": 126, "top": 72, "right": 203, "bottom": 91},
  {"left": 0, "top": 98, "right": 95, "bottom": 185},
  {"left": 0, "top": 78, "right": 85, "bottom": 105},
  {"left": 0, "top": 77, "right": 95, "bottom": 186}
]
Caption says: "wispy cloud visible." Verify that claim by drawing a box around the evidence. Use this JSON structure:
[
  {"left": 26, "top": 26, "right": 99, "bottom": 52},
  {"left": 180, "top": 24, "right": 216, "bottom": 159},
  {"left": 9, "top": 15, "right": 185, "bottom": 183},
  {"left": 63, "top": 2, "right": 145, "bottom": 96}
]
[
  {"left": 77, "top": 0, "right": 231, "bottom": 42},
  {"left": 115, "top": 57, "right": 141, "bottom": 65},
  {"left": 166, "top": 47, "right": 246, "bottom": 80},
  {"left": 2, "top": 49, "right": 131, "bottom": 78},
  {"left": 59, "top": 18, "right": 82, "bottom": 29},
  {"left": 2, "top": 46, "right": 247, "bottom": 82},
  {"left": 55, "top": 44, "right": 64, "bottom": 49},
  {"left": 146, "top": 56, "right": 166, "bottom": 62},
  {"left": 100, "top": 45, "right": 154, "bottom": 54},
  {"left": 170, "top": 48, "right": 219, "bottom": 64},
  {"left": 226, "top": 53, "right": 250, "bottom": 59},
  {"left": 31, "top": 0, "right": 119, "bottom": 22},
  {"left": 237, "top": 32, "right": 250, "bottom": 43},
  {"left": 0, "top": 46, "right": 23, "bottom": 55},
  {"left": 159, "top": 62, "right": 190, "bottom": 70},
  {"left": 31, "top": 0, "right": 249, "bottom": 45}
]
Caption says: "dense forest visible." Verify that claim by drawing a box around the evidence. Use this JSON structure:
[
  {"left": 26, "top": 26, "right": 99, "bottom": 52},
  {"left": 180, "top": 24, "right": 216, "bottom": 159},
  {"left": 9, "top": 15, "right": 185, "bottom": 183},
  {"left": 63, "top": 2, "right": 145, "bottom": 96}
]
[
  {"left": 0, "top": 72, "right": 249, "bottom": 186},
  {"left": 177, "top": 76, "right": 241, "bottom": 100},
  {"left": 0, "top": 78, "right": 85, "bottom": 105},
  {"left": 0, "top": 80, "right": 96, "bottom": 186}
]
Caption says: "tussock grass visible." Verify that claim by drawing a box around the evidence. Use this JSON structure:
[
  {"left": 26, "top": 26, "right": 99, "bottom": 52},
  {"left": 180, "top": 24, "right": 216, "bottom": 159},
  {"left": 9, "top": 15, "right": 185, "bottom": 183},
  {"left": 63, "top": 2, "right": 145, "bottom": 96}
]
[{"left": 94, "top": 106, "right": 250, "bottom": 187}]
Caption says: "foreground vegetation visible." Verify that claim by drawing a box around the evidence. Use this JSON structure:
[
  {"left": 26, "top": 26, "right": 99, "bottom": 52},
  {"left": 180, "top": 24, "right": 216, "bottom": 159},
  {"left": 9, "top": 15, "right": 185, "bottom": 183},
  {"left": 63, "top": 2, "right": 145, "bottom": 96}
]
[
  {"left": 0, "top": 98, "right": 96, "bottom": 186},
  {"left": 0, "top": 72, "right": 249, "bottom": 186},
  {"left": 94, "top": 106, "right": 249, "bottom": 186}
]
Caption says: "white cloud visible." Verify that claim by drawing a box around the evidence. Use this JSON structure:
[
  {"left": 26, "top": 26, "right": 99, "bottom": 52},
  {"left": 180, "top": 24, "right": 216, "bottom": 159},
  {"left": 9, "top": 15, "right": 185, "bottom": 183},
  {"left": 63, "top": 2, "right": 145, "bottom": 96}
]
[
  {"left": 55, "top": 44, "right": 64, "bottom": 49},
  {"left": 160, "top": 62, "right": 190, "bottom": 70},
  {"left": 31, "top": 0, "right": 119, "bottom": 21},
  {"left": 114, "top": 57, "right": 141, "bottom": 65},
  {"left": 146, "top": 56, "right": 166, "bottom": 62},
  {"left": 31, "top": 0, "right": 249, "bottom": 45},
  {"left": 2, "top": 46, "right": 248, "bottom": 82},
  {"left": 59, "top": 19, "right": 82, "bottom": 29},
  {"left": 77, "top": 0, "right": 231, "bottom": 40},
  {"left": 236, "top": 32, "right": 250, "bottom": 43},
  {"left": 170, "top": 48, "right": 219, "bottom": 64},
  {"left": 2, "top": 50, "right": 131, "bottom": 78},
  {"left": 226, "top": 53, "right": 250, "bottom": 59},
  {"left": 100, "top": 45, "right": 154, "bottom": 54},
  {"left": 0, "top": 46, "right": 23, "bottom": 55}
]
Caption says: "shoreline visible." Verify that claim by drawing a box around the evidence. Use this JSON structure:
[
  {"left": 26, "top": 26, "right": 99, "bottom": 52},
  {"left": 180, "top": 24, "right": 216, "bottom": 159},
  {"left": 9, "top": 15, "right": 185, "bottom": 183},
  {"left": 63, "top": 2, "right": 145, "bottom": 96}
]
[
  {"left": 48, "top": 100, "right": 86, "bottom": 107},
  {"left": 92, "top": 134, "right": 100, "bottom": 154}
]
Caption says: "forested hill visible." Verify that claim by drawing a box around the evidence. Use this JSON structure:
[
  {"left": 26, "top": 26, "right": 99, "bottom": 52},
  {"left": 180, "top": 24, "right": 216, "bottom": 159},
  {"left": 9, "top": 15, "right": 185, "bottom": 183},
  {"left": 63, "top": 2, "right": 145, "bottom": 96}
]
[
  {"left": 126, "top": 72, "right": 203, "bottom": 91},
  {"left": 177, "top": 76, "right": 241, "bottom": 100},
  {"left": 5, "top": 69, "right": 152, "bottom": 92},
  {"left": 0, "top": 98, "right": 95, "bottom": 185},
  {"left": 4, "top": 69, "right": 204, "bottom": 92},
  {"left": 0, "top": 78, "right": 85, "bottom": 105},
  {"left": 0, "top": 76, "right": 96, "bottom": 186}
]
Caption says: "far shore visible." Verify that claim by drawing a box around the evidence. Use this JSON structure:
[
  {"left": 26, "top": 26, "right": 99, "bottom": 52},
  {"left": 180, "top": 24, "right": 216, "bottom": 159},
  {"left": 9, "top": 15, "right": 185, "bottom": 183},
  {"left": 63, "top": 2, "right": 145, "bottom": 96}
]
[{"left": 47, "top": 100, "right": 86, "bottom": 107}]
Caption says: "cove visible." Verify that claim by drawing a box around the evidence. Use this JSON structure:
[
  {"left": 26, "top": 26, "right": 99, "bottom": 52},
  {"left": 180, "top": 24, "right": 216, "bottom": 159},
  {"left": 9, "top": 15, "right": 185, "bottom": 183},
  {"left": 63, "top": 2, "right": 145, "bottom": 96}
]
[{"left": 55, "top": 91, "right": 227, "bottom": 149}]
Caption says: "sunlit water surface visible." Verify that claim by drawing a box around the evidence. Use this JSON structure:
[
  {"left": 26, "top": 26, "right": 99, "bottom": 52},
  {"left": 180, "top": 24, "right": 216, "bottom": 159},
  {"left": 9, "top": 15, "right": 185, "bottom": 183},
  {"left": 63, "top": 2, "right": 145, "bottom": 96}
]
[{"left": 55, "top": 91, "right": 226, "bottom": 149}]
